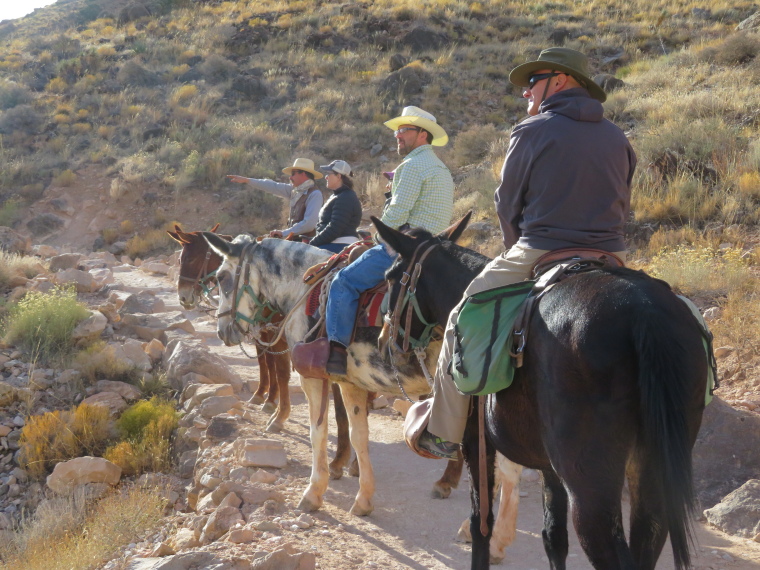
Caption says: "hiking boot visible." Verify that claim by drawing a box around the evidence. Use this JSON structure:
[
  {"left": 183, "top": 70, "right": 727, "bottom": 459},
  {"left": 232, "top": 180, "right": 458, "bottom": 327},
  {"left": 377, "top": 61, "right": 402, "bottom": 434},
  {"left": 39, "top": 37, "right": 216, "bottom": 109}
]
[
  {"left": 326, "top": 343, "right": 348, "bottom": 375},
  {"left": 417, "top": 429, "right": 459, "bottom": 460}
]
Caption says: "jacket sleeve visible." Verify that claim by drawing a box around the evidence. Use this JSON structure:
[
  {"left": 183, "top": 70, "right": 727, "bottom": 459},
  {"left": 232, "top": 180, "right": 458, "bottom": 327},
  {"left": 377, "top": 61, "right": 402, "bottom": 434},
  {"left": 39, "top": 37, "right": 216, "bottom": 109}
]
[
  {"left": 310, "top": 191, "right": 360, "bottom": 246},
  {"left": 246, "top": 178, "right": 293, "bottom": 200},
  {"left": 495, "top": 124, "right": 533, "bottom": 250},
  {"left": 282, "top": 191, "right": 322, "bottom": 236}
]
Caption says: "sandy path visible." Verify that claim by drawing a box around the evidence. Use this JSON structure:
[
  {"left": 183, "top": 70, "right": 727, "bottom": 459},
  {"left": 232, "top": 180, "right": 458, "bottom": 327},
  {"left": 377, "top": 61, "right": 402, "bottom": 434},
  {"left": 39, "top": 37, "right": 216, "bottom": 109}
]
[{"left": 113, "top": 266, "right": 760, "bottom": 569}]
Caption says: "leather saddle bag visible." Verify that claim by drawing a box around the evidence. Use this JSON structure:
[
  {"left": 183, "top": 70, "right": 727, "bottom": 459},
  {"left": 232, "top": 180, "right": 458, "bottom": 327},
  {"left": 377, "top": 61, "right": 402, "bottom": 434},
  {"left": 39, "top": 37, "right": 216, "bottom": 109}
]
[
  {"left": 403, "top": 399, "right": 440, "bottom": 460},
  {"left": 291, "top": 337, "right": 330, "bottom": 380}
]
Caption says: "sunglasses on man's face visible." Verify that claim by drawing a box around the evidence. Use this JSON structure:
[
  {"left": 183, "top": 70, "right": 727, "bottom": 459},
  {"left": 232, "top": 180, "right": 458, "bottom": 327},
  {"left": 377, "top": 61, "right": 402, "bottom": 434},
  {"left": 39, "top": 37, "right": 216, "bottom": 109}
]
[
  {"left": 527, "top": 72, "right": 562, "bottom": 89},
  {"left": 394, "top": 127, "right": 420, "bottom": 136}
]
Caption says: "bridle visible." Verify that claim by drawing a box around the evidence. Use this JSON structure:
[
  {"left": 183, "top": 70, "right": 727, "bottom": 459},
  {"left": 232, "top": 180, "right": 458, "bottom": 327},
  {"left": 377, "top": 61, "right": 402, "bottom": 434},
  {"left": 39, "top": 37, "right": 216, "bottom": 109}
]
[
  {"left": 178, "top": 249, "right": 220, "bottom": 306},
  {"left": 217, "top": 242, "right": 280, "bottom": 338},
  {"left": 384, "top": 238, "right": 442, "bottom": 399}
]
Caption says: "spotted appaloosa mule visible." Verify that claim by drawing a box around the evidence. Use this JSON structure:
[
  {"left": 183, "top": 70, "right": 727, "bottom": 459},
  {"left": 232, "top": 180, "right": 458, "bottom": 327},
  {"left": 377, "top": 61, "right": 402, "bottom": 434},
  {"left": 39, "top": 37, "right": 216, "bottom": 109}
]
[
  {"left": 167, "top": 224, "right": 293, "bottom": 434},
  {"left": 203, "top": 233, "right": 473, "bottom": 520},
  {"left": 373, "top": 214, "right": 711, "bottom": 570}
]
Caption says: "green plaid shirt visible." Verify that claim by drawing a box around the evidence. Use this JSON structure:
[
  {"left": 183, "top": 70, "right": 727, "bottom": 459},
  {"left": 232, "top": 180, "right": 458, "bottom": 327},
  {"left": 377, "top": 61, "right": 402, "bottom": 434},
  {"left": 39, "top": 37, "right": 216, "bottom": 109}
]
[{"left": 382, "top": 145, "right": 454, "bottom": 234}]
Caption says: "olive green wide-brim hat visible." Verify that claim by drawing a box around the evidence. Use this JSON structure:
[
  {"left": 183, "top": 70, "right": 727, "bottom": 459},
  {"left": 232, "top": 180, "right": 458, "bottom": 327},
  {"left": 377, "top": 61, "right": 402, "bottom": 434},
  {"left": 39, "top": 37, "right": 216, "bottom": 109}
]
[{"left": 509, "top": 47, "right": 607, "bottom": 103}]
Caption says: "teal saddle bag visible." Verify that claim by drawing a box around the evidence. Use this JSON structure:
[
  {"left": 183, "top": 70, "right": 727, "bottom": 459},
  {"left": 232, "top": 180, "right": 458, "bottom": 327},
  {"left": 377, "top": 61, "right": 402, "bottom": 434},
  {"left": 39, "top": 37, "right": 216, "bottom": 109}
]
[{"left": 450, "top": 281, "right": 534, "bottom": 396}]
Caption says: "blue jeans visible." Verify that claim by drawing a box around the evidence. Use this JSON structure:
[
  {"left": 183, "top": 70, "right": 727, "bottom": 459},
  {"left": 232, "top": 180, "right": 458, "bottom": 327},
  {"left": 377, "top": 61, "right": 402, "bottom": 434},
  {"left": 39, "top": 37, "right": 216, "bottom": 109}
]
[
  {"left": 326, "top": 243, "right": 396, "bottom": 346},
  {"left": 316, "top": 242, "right": 348, "bottom": 254}
]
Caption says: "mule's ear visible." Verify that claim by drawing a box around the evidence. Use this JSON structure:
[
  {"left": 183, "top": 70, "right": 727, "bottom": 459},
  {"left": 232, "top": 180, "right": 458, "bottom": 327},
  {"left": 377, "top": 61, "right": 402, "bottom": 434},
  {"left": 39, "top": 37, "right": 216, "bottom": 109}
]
[
  {"left": 210, "top": 223, "right": 221, "bottom": 233},
  {"left": 438, "top": 211, "right": 472, "bottom": 244},
  {"left": 167, "top": 230, "right": 187, "bottom": 244},
  {"left": 370, "top": 216, "right": 418, "bottom": 259},
  {"left": 203, "top": 231, "right": 233, "bottom": 258},
  {"left": 174, "top": 223, "right": 182, "bottom": 232}
]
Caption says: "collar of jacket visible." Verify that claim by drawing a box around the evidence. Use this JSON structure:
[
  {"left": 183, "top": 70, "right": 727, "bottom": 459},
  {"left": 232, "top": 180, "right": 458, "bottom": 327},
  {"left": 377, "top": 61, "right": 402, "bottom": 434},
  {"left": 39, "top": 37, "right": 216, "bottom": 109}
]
[{"left": 292, "top": 179, "right": 315, "bottom": 195}]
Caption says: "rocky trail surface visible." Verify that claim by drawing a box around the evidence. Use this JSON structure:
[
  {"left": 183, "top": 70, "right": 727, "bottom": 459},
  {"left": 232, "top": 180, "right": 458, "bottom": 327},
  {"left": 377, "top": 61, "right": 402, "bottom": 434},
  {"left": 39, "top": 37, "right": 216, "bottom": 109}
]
[{"left": 99, "top": 261, "right": 760, "bottom": 570}]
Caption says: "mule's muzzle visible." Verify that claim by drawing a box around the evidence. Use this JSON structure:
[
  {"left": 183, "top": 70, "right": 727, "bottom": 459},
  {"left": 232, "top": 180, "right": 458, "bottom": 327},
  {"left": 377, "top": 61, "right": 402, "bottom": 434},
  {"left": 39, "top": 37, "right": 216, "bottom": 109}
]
[{"left": 218, "top": 318, "right": 241, "bottom": 346}]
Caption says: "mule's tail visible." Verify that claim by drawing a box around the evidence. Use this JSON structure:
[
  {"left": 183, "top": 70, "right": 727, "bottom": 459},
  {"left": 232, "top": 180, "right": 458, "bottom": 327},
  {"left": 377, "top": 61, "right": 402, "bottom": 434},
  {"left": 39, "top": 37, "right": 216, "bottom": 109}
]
[{"left": 633, "top": 302, "right": 704, "bottom": 570}]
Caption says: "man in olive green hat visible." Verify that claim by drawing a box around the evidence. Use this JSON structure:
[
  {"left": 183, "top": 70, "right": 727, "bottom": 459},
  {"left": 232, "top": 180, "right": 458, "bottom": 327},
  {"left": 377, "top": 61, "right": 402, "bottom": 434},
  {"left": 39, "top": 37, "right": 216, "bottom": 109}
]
[{"left": 417, "top": 48, "right": 638, "bottom": 460}]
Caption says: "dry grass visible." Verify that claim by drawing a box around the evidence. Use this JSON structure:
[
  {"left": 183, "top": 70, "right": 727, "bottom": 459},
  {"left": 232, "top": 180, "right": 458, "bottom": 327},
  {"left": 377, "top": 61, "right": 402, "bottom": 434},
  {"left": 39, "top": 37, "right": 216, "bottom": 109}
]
[
  {"left": 17, "top": 403, "right": 113, "bottom": 480},
  {"left": 0, "top": 484, "right": 166, "bottom": 570}
]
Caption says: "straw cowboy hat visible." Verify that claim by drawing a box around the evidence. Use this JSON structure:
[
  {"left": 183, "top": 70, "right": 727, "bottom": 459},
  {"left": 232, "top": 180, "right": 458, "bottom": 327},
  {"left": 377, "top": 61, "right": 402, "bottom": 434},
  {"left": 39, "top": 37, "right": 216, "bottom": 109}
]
[
  {"left": 384, "top": 106, "right": 449, "bottom": 146},
  {"left": 282, "top": 158, "right": 324, "bottom": 179},
  {"left": 509, "top": 47, "right": 607, "bottom": 103}
]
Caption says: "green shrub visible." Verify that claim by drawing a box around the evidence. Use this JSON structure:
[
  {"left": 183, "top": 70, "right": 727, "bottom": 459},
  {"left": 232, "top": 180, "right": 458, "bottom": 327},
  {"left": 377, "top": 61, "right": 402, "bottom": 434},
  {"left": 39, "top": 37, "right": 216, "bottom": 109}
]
[
  {"left": 0, "top": 197, "right": 23, "bottom": 226},
  {"left": 116, "top": 397, "right": 178, "bottom": 441},
  {"left": 105, "top": 397, "right": 179, "bottom": 476},
  {"left": 0, "top": 104, "right": 43, "bottom": 135},
  {"left": 449, "top": 124, "right": 505, "bottom": 167},
  {"left": 0, "top": 81, "right": 31, "bottom": 110},
  {"left": 2, "top": 287, "right": 89, "bottom": 364}
]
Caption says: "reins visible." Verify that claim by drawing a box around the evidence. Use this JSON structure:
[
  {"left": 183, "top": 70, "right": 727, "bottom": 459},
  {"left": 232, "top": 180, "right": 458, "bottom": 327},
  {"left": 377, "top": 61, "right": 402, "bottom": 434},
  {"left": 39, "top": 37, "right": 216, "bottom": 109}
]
[{"left": 384, "top": 238, "right": 442, "bottom": 401}]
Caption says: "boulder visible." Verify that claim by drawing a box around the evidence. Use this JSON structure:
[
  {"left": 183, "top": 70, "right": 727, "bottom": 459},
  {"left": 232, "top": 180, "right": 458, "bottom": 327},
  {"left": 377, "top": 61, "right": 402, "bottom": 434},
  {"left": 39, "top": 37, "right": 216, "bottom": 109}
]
[
  {"left": 81, "top": 391, "right": 128, "bottom": 414},
  {"left": 72, "top": 311, "right": 108, "bottom": 342},
  {"left": 198, "top": 396, "right": 242, "bottom": 419},
  {"left": 200, "top": 505, "right": 244, "bottom": 543},
  {"left": 693, "top": 397, "right": 760, "bottom": 509},
  {"left": 182, "top": 384, "right": 235, "bottom": 411},
  {"left": 397, "top": 26, "right": 448, "bottom": 52},
  {"left": 32, "top": 244, "right": 59, "bottom": 257},
  {"left": 704, "top": 479, "right": 760, "bottom": 538},
  {"left": 236, "top": 439, "right": 288, "bottom": 469},
  {"left": 737, "top": 12, "right": 760, "bottom": 31},
  {"left": 705, "top": 479, "right": 760, "bottom": 538},
  {"left": 119, "top": 312, "right": 194, "bottom": 343},
  {"left": 593, "top": 73, "right": 625, "bottom": 94},
  {"left": 124, "top": 551, "right": 251, "bottom": 569},
  {"left": 118, "top": 292, "right": 166, "bottom": 315},
  {"left": 139, "top": 262, "right": 172, "bottom": 275},
  {"left": 377, "top": 66, "right": 429, "bottom": 99},
  {"left": 46, "top": 456, "right": 121, "bottom": 494},
  {"left": 0, "top": 227, "right": 31, "bottom": 254},
  {"left": 144, "top": 338, "right": 165, "bottom": 362},
  {"left": 165, "top": 342, "right": 243, "bottom": 392},
  {"left": 49, "top": 253, "right": 82, "bottom": 271},
  {"left": 95, "top": 380, "right": 142, "bottom": 401},
  {"left": 26, "top": 213, "right": 65, "bottom": 237},
  {"left": 112, "top": 338, "right": 152, "bottom": 371},
  {"left": 251, "top": 546, "right": 316, "bottom": 570},
  {"left": 53, "top": 268, "right": 97, "bottom": 293}
]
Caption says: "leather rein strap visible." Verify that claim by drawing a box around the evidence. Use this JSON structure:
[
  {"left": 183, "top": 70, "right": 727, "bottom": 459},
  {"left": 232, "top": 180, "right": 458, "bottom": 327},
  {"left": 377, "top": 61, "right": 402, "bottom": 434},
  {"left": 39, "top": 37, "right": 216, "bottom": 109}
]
[{"left": 388, "top": 239, "right": 440, "bottom": 353}]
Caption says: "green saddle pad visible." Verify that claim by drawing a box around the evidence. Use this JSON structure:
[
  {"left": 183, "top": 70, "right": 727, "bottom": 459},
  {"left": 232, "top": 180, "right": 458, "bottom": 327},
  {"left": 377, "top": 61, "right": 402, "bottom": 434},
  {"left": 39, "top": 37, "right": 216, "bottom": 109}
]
[{"left": 451, "top": 281, "right": 535, "bottom": 396}]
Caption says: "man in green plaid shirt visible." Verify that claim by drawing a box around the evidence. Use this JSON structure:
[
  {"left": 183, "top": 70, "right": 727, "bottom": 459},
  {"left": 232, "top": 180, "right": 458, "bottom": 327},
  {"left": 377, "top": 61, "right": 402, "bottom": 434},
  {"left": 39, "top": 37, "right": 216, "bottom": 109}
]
[{"left": 325, "top": 106, "right": 454, "bottom": 374}]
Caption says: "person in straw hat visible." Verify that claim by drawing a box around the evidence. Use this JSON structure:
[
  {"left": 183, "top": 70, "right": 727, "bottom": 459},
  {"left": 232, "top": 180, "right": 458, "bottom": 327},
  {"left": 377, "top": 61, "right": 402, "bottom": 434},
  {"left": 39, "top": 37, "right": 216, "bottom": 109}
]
[
  {"left": 324, "top": 106, "right": 454, "bottom": 375},
  {"left": 227, "top": 158, "right": 324, "bottom": 238},
  {"left": 417, "top": 48, "right": 638, "bottom": 460}
]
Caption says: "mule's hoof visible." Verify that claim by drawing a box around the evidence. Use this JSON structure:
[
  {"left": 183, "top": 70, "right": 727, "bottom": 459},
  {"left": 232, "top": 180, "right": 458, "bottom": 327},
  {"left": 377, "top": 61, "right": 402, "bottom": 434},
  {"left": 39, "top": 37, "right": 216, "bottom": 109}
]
[
  {"left": 489, "top": 551, "right": 505, "bottom": 565},
  {"left": 329, "top": 465, "right": 344, "bottom": 480},
  {"left": 262, "top": 402, "right": 277, "bottom": 414},
  {"left": 431, "top": 483, "right": 452, "bottom": 499},
  {"left": 297, "top": 494, "right": 322, "bottom": 512},
  {"left": 456, "top": 519, "right": 472, "bottom": 543},
  {"left": 265, "top": 420, "right": 283, "bottom": 434},
  {"left": 349, "top": 499, "right": 374, "bottom": 516},
  {"left": 250, "top": 395, "right": 266, "bottom": 405}
]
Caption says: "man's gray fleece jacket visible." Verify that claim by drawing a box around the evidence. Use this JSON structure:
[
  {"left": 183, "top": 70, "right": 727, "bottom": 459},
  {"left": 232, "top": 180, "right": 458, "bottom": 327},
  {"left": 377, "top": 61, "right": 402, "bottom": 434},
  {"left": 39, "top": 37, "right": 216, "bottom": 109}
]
[{"left": 495, "top": 88, "right": 637, "bottom": 253}]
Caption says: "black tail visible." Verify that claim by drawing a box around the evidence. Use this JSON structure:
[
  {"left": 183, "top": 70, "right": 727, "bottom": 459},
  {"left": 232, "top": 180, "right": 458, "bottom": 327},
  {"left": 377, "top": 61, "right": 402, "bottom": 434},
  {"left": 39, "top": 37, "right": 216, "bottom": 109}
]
[{"left": 633, "top": 296, "right": 704, "bottom": 569}]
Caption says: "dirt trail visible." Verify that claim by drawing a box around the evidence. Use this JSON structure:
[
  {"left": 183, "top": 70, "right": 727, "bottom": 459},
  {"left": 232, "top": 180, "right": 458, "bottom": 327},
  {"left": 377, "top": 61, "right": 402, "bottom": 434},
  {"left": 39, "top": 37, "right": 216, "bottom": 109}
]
[{"left": 110, "top": 265, "right": 760, "bottom": 569}]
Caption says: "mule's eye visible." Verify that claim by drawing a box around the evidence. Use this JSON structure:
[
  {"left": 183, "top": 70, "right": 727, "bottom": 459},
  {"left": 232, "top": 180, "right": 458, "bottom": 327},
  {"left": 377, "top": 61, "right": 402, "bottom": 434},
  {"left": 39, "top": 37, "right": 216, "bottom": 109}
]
[{"left": 217, "top": 270, "right": 232, "bottom": 294}]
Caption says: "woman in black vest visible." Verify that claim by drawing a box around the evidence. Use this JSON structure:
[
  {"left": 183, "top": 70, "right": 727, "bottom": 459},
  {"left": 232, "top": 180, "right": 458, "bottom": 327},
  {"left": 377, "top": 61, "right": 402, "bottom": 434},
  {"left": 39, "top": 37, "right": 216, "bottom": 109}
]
[{"left": 309, "top": 160, "right": 363, "bottom": 254}]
